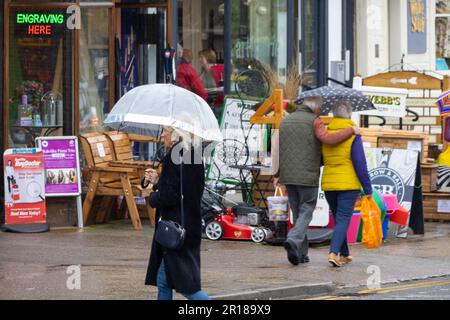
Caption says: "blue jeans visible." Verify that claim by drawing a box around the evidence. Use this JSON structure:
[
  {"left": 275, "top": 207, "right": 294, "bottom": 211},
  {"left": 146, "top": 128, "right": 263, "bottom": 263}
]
[
  {"left": 157, "top": 261, "right": 210, "bottom": 300},
  {"left": 325, "top": 190, "right": 360, "bottom": 257}
]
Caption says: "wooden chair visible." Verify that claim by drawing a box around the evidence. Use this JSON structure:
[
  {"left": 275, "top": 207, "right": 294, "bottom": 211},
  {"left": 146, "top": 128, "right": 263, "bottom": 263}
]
[
  {"left": 79, "top": 132, "right": 154, "bottom": 231},
  {"left": 103, "top": 131, "right": 160, "bottom": 176},
  {"left": 104, "top": 131, "right": 161, "bottom": 226}
]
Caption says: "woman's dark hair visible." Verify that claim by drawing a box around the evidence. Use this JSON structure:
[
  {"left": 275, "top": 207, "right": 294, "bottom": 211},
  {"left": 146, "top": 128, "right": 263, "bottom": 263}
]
[{"left": 7, "top": 160, "right": 12, "bottom": 166}]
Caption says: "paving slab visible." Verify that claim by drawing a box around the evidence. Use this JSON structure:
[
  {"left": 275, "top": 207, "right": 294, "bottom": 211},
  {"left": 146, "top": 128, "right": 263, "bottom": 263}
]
[{"left": 1, "top": 222, "right": 450, "bottom": 300}]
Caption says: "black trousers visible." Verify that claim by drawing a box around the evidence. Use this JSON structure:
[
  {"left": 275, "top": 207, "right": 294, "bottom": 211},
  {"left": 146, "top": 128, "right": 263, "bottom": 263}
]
[{"left": 7, "top": 176, "right": 13, "bottom": 193}]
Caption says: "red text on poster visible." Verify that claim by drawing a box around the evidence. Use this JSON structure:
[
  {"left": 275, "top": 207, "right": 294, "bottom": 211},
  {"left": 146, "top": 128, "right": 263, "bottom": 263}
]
[{"left": 3, "top": 149, "right": 47, "bottom": 225}]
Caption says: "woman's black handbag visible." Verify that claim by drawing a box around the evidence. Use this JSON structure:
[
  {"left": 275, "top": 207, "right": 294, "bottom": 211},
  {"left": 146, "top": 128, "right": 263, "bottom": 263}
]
[
  {"left": 154, "top": 219, "right": 186, "bottom": 250},
  {"left": 154, "top": 159, "right": 186, "bottom": 251}
]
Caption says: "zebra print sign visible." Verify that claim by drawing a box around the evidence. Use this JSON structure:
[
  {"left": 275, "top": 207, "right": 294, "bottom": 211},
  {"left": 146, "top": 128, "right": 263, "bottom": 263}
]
[{"left": 438, "top": 166, "right": 450, "bottom": 192}]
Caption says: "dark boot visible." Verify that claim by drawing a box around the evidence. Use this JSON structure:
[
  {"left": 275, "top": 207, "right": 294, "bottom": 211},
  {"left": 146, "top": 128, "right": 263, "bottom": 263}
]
[{"left": 284, "top": 241, "right": 299, "bottom": 266}]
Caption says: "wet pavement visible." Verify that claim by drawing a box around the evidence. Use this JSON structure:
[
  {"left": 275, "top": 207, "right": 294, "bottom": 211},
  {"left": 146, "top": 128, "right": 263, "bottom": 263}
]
[
  {"left": 302, "top": 277, "right": 450, "bottom": 300},
  {"left": 1, "top": 221, "right": 450, "bottom": 300}
]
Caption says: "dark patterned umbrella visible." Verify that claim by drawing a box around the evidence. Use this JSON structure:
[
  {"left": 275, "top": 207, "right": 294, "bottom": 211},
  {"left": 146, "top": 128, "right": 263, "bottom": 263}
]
[{"left": 296, "top": 86, "right": 376, "bottom": 116}]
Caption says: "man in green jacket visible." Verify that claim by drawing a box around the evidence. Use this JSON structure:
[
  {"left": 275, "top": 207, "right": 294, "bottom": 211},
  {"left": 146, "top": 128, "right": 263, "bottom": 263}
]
[{"left": 274, "top": 96, "right": 359, "bottom": 265}]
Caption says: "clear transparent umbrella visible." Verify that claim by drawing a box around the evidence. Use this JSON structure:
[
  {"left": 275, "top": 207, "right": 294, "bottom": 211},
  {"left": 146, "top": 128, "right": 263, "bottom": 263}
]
[{"left": 104, "top": 84, "right": 223, "bottom": 142}]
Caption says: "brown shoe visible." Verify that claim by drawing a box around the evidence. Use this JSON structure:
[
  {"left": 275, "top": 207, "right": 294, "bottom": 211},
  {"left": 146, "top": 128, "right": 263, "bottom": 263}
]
[
  {"left": 328, "top": 253, "right": 342, "bottom": 268},
  {"left": 339, "top": 256, "right": 353, "bottom": 265}
]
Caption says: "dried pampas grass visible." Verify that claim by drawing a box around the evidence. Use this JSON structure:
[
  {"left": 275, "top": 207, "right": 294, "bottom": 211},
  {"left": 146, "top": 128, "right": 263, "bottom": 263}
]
[
  {"left": 260, "top": 61, "right": 303, "bottom": 101},
  {"left": 259, "top": 61, "right": 303, "bottom": 113}
]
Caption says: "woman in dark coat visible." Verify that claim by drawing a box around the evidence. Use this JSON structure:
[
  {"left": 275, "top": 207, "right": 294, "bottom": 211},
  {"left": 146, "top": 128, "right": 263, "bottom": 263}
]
[{"left": 144, "top": 126, "right": 210, "bottom": 300}]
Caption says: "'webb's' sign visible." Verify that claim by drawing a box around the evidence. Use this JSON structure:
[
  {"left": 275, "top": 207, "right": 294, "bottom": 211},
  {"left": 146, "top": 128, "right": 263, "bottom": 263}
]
[{"left": 353, "top": 76, "right": 409, "bottom": 118}]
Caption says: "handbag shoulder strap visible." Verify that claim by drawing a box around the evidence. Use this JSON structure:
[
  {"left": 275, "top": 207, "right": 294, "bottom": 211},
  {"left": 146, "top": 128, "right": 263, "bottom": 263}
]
[{"left": 179, "top": 156, "right": 185, "bottom": 228}]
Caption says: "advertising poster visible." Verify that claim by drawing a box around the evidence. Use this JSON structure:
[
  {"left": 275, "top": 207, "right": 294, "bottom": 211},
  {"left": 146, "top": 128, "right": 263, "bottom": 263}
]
[
  {"left": 365, "top": 148, "right": 419, "bottom": 238},
  {"left": 36, "top": 137, "right": 82, "bottom": 197},
  {"left": 3, "top": 149, "right": 47, "bottom": 225},
  {"left": 208, "top": 98, "right": 269, "bottom": 184}
]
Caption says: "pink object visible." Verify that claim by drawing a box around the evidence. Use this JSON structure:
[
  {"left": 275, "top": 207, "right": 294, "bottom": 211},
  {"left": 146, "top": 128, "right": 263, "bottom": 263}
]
[
  {"left": 382, "top": 194, "right": 400, "bottom": 213},
  {"left": 327, "top": 213, "right": 361, "bottom": 244},
  {"left": 347, "top": 213, "right": 361, "bottom": 244}
]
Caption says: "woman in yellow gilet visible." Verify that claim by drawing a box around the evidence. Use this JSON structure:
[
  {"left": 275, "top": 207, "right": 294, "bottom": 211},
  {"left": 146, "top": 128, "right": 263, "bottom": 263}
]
[{"left": 322, "top": 101, "right": 373, "bottom": 267}]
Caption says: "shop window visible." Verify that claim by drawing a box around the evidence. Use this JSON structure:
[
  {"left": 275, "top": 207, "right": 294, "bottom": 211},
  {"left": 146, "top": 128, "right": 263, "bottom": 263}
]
[
  {"left": 301, "top": 0, "right": 317, "bottom": 89},
  {"left": 436, "top": 0, "right": 450, "bottom": 70},
  {"left": 119, "top": 7, "right": 166, "bottom": 94},
  {"left": 230, "top": 0, "right": 288, "bottom": 91},
  {"left": 115, "top": 6, "right": 167, "bottom": 161},
  {"left": 177, "top": 0, "right": 224, "bottom": 69},
  {"left": 79, "top": 8, "right": 110, "bottom": 134},
  {"left": 7, "top": 8, "right": 73, "bottom": 148},
  {"left": 177, "top": 0, "right": 225, "bottom": 107}
]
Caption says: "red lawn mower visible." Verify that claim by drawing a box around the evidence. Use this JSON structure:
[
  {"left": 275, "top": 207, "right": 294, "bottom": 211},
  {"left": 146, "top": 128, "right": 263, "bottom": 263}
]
[
  {"left": 201, "top": 188, "right": 273, "bottom": 243},
  {"left": 204, "top": 205, "right": 273, "bottom": 243}
]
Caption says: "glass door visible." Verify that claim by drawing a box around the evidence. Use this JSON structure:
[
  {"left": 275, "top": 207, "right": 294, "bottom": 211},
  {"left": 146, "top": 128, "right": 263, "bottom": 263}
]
[
  {"left": 117, "top": 5, "right": 167, "bottom": 160},
  {"left": 118, "top": 6, "right": 167, "bottom": 97}
]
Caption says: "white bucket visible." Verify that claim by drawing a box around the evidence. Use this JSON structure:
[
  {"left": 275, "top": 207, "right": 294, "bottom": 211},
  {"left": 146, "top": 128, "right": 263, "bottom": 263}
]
[{"left": 267, "top": 187, "right": 289, "bottom": 221}]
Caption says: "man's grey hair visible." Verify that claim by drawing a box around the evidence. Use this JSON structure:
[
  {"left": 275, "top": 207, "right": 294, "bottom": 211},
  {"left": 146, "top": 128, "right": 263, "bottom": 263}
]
[
  {"left": 332, "top": 100, "right": 353, "bottom": 119},
  {"left": 303, "top": 96, "right": 323, "bottom": 113}
]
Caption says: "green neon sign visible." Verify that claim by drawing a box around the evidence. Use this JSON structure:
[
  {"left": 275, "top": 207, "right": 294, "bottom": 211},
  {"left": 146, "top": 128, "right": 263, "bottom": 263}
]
[{"left": 16, "top": 13, "right": 64, "bottom": 24}]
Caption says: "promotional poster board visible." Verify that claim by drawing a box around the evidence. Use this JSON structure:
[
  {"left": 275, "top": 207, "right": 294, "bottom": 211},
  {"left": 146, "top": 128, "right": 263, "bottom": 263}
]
[
  {"left": 36, "top": 137, "right": 83, "bottom": 228},
  {"left": 208, "top": 98, "right": 269, "bottom": 184},
  {"left": 365, "top": 148, "right": 420, "bottom": 238},
  {"left": 36, "top": 137, "right": 82, "bottom": 197},
  {"left": 3, "top": 148, "right": 48, "bottom": 231}
]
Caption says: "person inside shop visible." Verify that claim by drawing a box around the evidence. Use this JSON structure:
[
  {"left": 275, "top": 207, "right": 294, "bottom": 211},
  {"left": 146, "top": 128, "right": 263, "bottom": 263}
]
[
  {"left": 176, "top": 49, "right": 208, "bottom": 102},
  {"left": 5, "top": 160, "right": 15, "bottom": 197},
  {"left": 143, "top": 125, "right": 210, "bottom": 301},
  {"left": 274, "top": 96, "right": 360, "bottom": 266},
  {"left": 198, "top": 49, "right": 224, "bottom": 109},
  {"left": 321, "top": 100, "right": 373, "bottom": 268}
]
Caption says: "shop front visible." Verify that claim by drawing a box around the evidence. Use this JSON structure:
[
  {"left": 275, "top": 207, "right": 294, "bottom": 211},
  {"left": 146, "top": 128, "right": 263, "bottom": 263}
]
[{"left": 1, "top": 0, "right": 309, "bottom": 227}]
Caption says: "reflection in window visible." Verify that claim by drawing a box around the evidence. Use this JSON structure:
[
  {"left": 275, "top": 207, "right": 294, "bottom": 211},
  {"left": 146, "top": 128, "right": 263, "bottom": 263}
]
[
  {"left": 436, "top": 17, "right": 450, "bottom": 59},
  {"left": 178, "top": 0, "right": 224, "bottom": 71},
  {"left": 437, "top": 0, "right": 450, "bottom": 14},
  {"left": 79, "top": 8, "right": 110, "bottom": 134},
  {"left": 436, "top": 0, "right": 450, "bottom": 70},
  {"left": 230, "top": 0, "right": 287, "bottom": 91},
  {"left": 301, "top": 0, "right": 317, "bottom": 89}
]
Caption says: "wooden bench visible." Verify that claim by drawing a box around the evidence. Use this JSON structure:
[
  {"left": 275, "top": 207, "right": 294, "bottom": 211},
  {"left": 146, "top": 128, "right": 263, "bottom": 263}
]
[
  {"left": 104, "top": 131, "right": 160, "bottom": 175},
  {"left": 80, "top": 132, "right": 154, "bottom": 231},
  {"left": 104, "top": 131, "right": 162, "bottom": 225}
]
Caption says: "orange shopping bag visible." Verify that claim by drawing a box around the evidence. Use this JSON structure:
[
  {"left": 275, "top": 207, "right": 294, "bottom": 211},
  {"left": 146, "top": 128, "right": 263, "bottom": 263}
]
[{"left": 361, "top": 196, "right": 383, "bottom": 249}]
